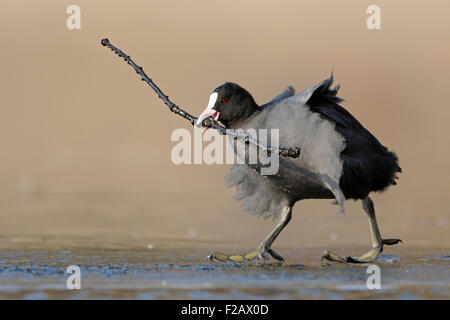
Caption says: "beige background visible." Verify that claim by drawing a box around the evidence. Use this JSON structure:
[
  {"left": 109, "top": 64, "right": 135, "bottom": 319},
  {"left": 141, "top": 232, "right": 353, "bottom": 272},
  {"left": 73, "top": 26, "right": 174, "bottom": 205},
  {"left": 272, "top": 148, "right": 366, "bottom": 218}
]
[{"left": 0, "top": 1, "right": 449, "bottom": 251}]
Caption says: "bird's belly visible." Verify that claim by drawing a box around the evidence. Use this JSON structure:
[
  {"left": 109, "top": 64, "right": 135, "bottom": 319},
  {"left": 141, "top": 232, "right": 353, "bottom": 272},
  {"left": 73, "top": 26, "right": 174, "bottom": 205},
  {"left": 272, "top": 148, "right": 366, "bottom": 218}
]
[{"left": 248, "top": 158, "right": 334, "bottom": 201}]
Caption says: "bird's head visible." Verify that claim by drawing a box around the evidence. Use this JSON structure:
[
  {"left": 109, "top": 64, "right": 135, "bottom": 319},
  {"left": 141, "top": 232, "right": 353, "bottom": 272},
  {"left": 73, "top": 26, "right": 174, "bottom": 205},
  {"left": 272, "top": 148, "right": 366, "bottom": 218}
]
[{"left": 196, "top": 82, "right": 259, "bottom": 131}]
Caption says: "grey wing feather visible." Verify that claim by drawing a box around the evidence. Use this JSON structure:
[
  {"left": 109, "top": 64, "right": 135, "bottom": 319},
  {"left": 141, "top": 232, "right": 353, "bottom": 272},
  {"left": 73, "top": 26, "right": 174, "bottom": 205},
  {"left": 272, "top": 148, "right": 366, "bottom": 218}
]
[{"left": 262, "top": 86, "right": 295, "bottom": 107}]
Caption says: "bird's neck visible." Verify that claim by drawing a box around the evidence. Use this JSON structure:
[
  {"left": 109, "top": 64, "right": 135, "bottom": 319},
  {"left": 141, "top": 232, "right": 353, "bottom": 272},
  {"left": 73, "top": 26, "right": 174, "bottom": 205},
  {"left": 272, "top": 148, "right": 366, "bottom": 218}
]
[{"left": 226, "top": 102, "right": 260, "bottom": 129}]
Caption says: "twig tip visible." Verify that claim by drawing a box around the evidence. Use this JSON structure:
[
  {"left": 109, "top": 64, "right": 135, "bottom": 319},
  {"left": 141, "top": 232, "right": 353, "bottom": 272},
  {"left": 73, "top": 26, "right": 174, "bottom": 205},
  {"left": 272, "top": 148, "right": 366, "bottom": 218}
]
[{"left": 101, "top": 38, "right": 110, "bottom": 46}]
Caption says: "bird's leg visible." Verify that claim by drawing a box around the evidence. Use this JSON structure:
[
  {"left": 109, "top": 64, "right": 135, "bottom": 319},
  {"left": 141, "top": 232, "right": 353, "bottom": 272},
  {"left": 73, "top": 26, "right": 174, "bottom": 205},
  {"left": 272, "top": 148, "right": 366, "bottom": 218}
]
[
  {"left": 321, "top": 196, "right": 402, "bottom": 264},
  {"left": 207, "top": 206, "right": 292, "bottom": 263}
]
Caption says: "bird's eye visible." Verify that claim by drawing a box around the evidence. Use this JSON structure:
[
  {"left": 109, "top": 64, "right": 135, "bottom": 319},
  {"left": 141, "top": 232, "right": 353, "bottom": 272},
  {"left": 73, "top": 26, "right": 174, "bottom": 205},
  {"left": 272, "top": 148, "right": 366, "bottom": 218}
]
[{"left": 221, "top": 98, "right": 229, "bottom": 103}]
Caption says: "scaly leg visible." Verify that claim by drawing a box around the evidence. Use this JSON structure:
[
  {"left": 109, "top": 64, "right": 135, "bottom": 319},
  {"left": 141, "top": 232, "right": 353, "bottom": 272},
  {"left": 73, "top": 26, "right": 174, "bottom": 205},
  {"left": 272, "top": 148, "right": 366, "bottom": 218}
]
[
  {"left": 208, "top": 206, "right": 292, "bottom": 263},
  {"left": 321, "top": 197, "right": 402, "bottom": 264}
]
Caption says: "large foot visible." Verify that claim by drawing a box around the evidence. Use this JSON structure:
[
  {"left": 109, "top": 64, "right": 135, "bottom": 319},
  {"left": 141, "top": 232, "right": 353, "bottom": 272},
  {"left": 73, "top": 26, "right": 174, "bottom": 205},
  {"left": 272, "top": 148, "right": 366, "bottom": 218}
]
[
  {"left": 207, "top": 246, "right": 285, "bottom": 263},
  {"left": 207, "top": 206, "right": 292, "bottom": 264},
  {"left": 321, "top": 238, "right": 402, "bottom": 264}
]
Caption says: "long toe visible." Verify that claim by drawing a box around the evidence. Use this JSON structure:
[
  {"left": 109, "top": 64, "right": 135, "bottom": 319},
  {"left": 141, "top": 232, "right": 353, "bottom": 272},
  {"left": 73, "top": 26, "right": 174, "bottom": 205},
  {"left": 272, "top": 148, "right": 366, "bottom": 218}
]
[
  {"left": 346, "top": 247, "right": 382, "bottom": 263},
  {"left": 207, "top": 252, "right": 230, "bottom": 262},
  {"left": 382, "top": 238, "right": 403, "bottom": 245},
  {"left": 321, "top": 250, "right": 347, "bottom": 263},
  {"left": 268, "top": 248, "right": 284, "bottom": 262},
  {"left": 345, "top": 256, "right": 366, "bottom": 263},
  {"left": 207, "top": 252, "right": 246, "bottom": 263},
  {"left": 207, "top": 248, "right": 272, "bottom": 263}
]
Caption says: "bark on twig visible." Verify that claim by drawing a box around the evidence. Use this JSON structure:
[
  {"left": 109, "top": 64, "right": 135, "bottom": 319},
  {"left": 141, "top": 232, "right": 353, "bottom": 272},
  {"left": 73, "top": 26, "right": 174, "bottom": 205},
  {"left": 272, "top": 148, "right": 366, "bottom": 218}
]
[{"left": 100, "top": 38, "right": 301, "bottom": 158}]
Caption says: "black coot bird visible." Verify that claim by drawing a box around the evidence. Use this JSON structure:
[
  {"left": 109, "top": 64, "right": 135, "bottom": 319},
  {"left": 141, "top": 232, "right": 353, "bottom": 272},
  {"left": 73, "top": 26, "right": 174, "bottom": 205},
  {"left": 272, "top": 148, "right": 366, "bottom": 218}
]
[{"left": 196, "top": 74, "right": 402, "bottom": 263}]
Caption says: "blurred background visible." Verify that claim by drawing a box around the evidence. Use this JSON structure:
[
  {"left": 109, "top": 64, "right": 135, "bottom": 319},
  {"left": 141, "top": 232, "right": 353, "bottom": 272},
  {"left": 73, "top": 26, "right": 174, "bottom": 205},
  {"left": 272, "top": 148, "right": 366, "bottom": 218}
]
[{"left": 0, "top": 0, "right": 449, "bottom": 252}]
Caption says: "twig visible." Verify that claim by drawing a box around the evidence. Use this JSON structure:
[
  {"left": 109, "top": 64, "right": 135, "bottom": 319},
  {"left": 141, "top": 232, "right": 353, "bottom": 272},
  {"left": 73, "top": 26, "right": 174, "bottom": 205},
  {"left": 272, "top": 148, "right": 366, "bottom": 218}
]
[{"left": 100, "top": 38, "right": 301, "bottom": 158}]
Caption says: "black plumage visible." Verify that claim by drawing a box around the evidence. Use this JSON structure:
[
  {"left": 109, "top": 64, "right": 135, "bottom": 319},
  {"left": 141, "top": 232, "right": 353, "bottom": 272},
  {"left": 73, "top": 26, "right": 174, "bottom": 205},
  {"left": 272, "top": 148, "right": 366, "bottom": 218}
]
[{"left": 306, "top": 76, "right": 401, "bottom": 199}]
